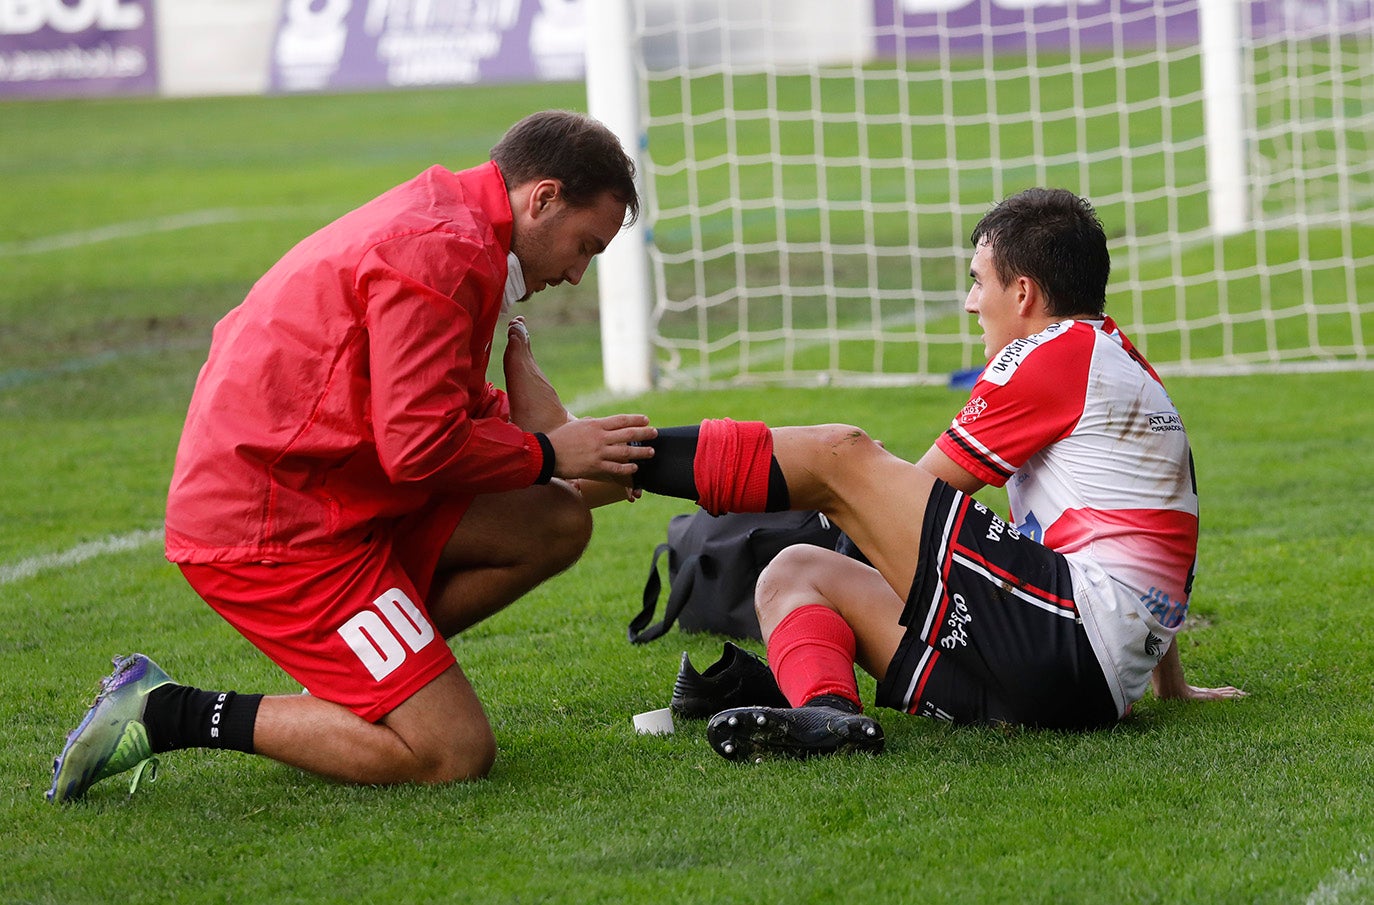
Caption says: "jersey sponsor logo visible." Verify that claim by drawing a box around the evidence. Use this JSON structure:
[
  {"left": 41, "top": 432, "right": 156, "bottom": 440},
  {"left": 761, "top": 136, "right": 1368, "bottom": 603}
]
[
  {"left": 1148, "top": 412, "right": 1184, "bottom": 433},
  {"left": 982, "top": 319, "right": 1074, "bottom": 386},
  {"left": 958, "top": 396, "right": 987, "bottom": 424},
  {"left": 1140, "top": 586, "right": 1188, "bottom": 628},
  {"left": 337, "top": 587, "right": 437, "bottom": 681}
]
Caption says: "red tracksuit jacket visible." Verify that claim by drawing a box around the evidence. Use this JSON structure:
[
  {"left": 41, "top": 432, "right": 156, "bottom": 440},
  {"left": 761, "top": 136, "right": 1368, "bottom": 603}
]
[{"left": 165, "top": 161, "right": 545, "bottom": 564}]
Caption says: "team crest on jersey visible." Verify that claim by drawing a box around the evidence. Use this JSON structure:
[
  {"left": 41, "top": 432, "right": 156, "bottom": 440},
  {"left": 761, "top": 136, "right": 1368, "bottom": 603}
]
[{"left": 958, "top": 396, "right": 987, "bottom": 424}]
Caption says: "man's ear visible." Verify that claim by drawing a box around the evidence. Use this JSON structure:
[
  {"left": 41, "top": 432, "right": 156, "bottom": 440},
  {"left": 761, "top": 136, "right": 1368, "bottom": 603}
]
[
  {"left": 528, "top": 179, "right": 562, "bottom": 218},
  {"left": 1014, "top": 275, "right": 1043, "bottom": 317}
]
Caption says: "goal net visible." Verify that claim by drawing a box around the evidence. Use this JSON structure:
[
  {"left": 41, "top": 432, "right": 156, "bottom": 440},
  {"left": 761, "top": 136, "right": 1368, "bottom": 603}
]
[{"left": 592, "top": 0, "right": 1374, "bottom": 389}]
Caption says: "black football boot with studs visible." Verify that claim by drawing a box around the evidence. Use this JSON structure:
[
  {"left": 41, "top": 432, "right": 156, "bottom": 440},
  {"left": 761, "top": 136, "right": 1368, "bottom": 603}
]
[{"left": 706, "top": 695, "right": 885, "bottom": 762}]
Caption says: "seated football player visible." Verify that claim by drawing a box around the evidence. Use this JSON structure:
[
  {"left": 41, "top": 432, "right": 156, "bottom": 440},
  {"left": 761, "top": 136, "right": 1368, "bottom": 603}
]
[{"left": 633, "top": 187, "right": 1246, "bottom": 761}]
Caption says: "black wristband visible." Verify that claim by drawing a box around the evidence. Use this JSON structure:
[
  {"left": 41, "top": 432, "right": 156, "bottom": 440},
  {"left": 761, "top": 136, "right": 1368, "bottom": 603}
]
[{"left": 533, "top": 432, "right": 556, "bottom": 484}]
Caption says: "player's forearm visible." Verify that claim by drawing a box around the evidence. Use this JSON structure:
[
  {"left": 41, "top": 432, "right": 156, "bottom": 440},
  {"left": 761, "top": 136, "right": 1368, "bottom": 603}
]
[{"left": 1150, "top": 638, "right": 1188, "bottom": 698}]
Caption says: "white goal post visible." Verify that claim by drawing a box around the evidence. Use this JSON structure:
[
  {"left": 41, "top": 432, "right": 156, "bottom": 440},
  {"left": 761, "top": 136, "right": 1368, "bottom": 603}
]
[{"left": 587, "top": 0, "right": 1374, "bottom": 393}]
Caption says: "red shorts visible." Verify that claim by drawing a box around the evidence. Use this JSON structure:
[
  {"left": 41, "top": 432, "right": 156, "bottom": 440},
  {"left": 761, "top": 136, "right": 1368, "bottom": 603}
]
[{"left": 179, "top": 498, "right": 470, "bottom": 723}]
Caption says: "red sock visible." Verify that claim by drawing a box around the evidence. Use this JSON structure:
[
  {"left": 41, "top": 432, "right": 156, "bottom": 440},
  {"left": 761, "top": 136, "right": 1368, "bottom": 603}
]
[
  {"left": 693, "top": 418, "right": 774, "bottom": 515},
  {"left": 766, "top": 604, "right": 862, "bottom": 710}
]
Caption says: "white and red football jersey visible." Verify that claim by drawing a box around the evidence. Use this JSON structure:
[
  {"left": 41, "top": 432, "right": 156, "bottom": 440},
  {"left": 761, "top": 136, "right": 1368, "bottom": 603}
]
[{"left": 936, "top": 317, "right": 1198, "bottom": 711}]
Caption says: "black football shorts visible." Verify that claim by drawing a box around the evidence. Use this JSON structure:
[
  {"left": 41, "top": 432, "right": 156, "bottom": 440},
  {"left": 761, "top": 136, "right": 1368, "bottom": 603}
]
[{"left": 875, "top": 481, "right": 1118, "bottom": 730}]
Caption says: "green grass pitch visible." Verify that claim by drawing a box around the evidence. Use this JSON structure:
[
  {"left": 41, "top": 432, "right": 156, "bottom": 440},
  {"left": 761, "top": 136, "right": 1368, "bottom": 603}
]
[{"left": 2, "top": 83, "right": 1373, "bottom": 903}]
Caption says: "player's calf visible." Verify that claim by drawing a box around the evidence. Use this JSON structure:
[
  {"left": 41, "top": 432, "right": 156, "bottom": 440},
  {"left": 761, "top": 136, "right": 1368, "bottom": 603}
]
[
  {"left": 633, "top": 418, "right": 789, "bottom": 514},
  {"left": 634, "top": 419, "right": 884, "bottom": 518}
]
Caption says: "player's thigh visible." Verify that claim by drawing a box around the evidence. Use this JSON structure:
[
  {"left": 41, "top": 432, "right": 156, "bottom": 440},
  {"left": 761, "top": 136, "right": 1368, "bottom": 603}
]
[
  {"left": 771, "top": 423, "right": 935, "bottom": 601},
  {"left": 437, "top": 481, "right": 593, "bottom": 572}
]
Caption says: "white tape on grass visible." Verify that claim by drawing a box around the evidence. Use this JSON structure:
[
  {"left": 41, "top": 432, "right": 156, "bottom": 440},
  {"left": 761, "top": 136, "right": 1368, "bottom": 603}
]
[{"left": 0, "top": 527, "right": 164, "bottom": 586}]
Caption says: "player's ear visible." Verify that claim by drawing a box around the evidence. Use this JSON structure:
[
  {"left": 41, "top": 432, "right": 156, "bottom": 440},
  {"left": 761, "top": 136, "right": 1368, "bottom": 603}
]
[{"left": 1014, "top": 275, "right": 1041, "bottom": 316}]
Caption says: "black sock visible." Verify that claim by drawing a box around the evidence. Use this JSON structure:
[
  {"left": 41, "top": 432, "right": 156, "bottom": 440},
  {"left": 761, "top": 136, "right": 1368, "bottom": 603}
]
[
  {"left": 634, "top": 425, "right": 791, "bottom": 511},
  {"left": 765, "top": 458, "right": 790, "bottom": 511},
  {"left": 143, "top": 685, "right": 263, "bottom": 754},
  {"left": 631, "top": 425, "right": 701, "bottom": 500}
]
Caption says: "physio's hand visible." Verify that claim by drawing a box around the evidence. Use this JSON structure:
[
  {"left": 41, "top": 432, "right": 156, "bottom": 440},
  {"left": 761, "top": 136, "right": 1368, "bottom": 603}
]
[{"left": 546, "top": 415, "right": 656, "bottom": 482}]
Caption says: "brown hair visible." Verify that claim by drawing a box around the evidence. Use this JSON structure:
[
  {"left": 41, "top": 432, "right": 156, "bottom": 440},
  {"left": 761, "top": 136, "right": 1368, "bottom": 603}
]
[
  {"left": 970, "top": 187, "right": 1111, "bottom": 317},
  {"left": 491, "top": 110, "right": 640, "bottom": 226}
]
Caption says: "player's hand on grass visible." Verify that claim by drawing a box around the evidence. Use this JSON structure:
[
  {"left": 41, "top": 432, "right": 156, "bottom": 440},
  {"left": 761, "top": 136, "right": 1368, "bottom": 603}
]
[
  {"left": 1152, "top": 663, "right": 1248, "bottom": 701},
  {"left": 1150, "top": 640, "right": 1246, "bottom": 703},
  {"left": 546, "top": 415, "right": 656, "bottom": 483},
  {"left": 1166, "top": 683, "right": 1248, "bottom": 701}
]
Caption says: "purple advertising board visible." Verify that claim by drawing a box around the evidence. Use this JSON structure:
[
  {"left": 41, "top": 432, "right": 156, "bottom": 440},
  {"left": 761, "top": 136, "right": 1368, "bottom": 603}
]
[
  {"left": 1248, "top": 0, "right": 1374, "bottom": 37},
  {"left": 871, "top": 0, "right": 1200, "bottom": 56},
  {"left": 270, "top": 0, "right": 586, "bottom": 94},
  {"left": 0, "top": 0, "right": 158, "bottom": 98},
  {"left": 872, "top": 0, "right": 1374, "bottom": 58},
  {"left": 4, "top": 0, "right": 1366, "bottom": 101}
]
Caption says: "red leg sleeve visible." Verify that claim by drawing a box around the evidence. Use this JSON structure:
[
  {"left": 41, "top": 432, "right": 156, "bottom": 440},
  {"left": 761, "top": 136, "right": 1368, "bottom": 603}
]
[
  {"left": 693, "top": 418, "right": 775, "bottom": 515},
  {"left": 766, "top": 604, "right": 862, "bottom": 710}
]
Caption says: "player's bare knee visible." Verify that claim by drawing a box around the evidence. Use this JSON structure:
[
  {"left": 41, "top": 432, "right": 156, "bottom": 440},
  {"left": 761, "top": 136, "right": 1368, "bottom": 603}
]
[
  {"left": 812, "top": 422, "right": 882, "bottom": 460},
  {"left": 755, "top": 545, "right": 832, "bottom": 630},
  {"left": 448, "top": 729, "right": 497, "bottom": 782},
  {"left": 776, "top": 423, "right": 883, "bottom": 506}
]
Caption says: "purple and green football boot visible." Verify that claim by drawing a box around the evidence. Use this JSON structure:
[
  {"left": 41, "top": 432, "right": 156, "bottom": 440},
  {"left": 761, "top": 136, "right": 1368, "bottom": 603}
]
[{"left": 47, "top": 654, "right": 172, "bottom": 803}]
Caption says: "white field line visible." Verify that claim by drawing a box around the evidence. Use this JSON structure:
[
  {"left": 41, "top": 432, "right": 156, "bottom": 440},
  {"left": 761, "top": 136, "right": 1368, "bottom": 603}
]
[
  {"left": 1307, "top": 852, "right": 1374, "bottom": 905},
  {"left": 0, "top": 206, "right": 338, "bottom": 257},
  {"left": 0, "top": 527, "right": 164, "bottom": 586},
  {"left": 0, "top": 204, "right": 338, "bottom": 389}
]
